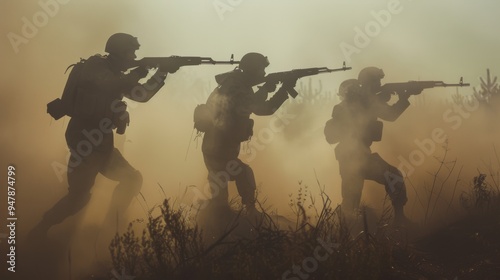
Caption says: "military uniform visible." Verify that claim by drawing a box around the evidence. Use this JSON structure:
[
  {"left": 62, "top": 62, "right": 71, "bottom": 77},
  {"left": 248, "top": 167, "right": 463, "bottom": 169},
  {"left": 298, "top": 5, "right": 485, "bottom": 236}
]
[
  {"left": 330, "top": 87, "right": 409, "bottom": 213},
  {"left": 202, "top": 70, "right": 288, "bottom": 207},
  {"left": 39, "top": 53, "right": 166, "bottom": 230}
]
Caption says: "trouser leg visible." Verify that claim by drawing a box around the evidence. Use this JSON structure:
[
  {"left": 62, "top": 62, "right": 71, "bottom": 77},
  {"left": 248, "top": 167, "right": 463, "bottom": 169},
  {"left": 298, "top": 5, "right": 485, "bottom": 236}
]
[
  {"left": 338, "top": 153, "right": 366, "bottom": 214},
  {"left": 101, "top": 148, "right": 143, "bottom": 226},
  {"left": 203, "top": 155, "right": 257, "bottom": 208},
  {"left": 203, "top": 154, "right": 230, "bottom": 207},
  {"left": 365, "top": 153, "right": 407, "bottom": 220},
  {"left": 35, "top": 151, "right": 99, "bottom": 233},
  {"left": 340, "top": 174, "right": 364, "bottom": 213},
  {"left": 233, "top": 159, "right": 256, "bottom": 207}
]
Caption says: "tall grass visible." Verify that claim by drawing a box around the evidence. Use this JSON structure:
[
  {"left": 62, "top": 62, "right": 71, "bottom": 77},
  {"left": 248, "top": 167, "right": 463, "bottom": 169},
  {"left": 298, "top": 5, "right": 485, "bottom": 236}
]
[
  {"left": 109, "top": 189, "right": 411, "bottom": 280},
  {"left": 108, "top": 169, "right": 500, "bottom": 280}
]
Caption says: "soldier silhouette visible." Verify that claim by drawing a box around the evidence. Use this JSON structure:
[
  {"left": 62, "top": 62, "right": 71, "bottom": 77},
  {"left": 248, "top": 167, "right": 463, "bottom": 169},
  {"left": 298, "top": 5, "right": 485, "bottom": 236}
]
[
  {"left": 325, "top": 67, "right": 421, "bottom": 224},
  {"left": 30, "top": 33, "right": 178, "bottom": 238},
  {"left": 199, "top": 52, "right": 297, "bottom": 215}
]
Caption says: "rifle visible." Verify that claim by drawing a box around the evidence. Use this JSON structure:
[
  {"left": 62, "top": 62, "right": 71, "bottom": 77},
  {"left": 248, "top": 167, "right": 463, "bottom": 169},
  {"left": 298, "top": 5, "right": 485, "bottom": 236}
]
[
  {"left": 133, "top": 54, "right": 239, "bottom": 72},
  {"left": 381, "top": 77, "right": 470, "bottom": 95},
  {"left": 264, "top": 62, "right": 352, "bottom": 98}
]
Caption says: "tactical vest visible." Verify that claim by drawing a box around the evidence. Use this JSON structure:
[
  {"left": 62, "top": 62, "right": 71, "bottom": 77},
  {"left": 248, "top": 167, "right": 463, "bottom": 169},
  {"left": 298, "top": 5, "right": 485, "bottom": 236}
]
[
  {"left": 48, "top": 57, "right": 94, "bottom": 120},
  {"left": 48, "top": 55, "right": 116, "bottom": 119}
]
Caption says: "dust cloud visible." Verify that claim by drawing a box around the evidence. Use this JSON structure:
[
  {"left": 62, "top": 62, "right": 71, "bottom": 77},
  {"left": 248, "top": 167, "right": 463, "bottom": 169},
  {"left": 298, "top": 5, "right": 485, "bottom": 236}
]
[{"left": 1, "top": 1, "right": 500, "bottom": 279}]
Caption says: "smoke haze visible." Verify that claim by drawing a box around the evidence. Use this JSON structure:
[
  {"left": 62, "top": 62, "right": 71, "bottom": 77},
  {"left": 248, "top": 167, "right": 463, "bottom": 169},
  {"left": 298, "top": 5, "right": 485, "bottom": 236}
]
[{"left": 1, "top": 0, "right": 500, "bottom": 278}]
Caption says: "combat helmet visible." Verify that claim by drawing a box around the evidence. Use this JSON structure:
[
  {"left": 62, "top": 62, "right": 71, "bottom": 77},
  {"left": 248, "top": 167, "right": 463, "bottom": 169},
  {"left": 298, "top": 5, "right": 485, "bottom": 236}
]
[
  {"left": 338, "top": 79, "right": 361, "bottom": 100},
  {"left": 358, "top": 67, "right": 384, "bottom": 86},
  {"left": 105, "top": 33, "right": 140, "bottom": 55},
  {"left": 238, "top": 52, "right": 269, "bottom": 73}
]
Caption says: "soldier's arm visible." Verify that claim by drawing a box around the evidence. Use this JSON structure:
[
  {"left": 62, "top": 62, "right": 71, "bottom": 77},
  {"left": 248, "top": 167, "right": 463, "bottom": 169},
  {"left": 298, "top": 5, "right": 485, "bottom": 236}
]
[
  {"left": 253, "top": 81, "right": 279, "bottom": 104},
  {"left": 123, "top": 71, "right": 167, "bottom": 103},
  {"left": 251, "top": 86, "right": 289, "bottom": 116},
  {"left": 80, "top": 56, "right": 145, "bottom": 94},
  {"left": 376, "top": 95, "right": 410, "bottom": 121}
]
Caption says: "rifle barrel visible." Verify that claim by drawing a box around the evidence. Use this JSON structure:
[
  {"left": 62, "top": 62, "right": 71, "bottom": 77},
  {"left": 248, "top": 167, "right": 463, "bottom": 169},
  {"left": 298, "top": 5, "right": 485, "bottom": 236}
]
[
  {"left": 443, "top": 83, "right": 470, "bottom": 87},
  {"left": 323, "top": 66, "right": 352, "bottom": 73},
  {"left": 205, "top": 60, "right": 240, "bottom": 65}
]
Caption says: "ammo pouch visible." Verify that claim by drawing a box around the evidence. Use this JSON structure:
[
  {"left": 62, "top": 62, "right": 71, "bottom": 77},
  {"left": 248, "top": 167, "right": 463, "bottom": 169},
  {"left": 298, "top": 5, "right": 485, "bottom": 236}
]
[
  {"left": 368, "top": 120, "right": 383, "bottom": 142},
  {"left": 47, "top": 98, "right": 67, "bottom": 120},
  {"left": 233, "top": 118, "right": 254, "bottom": 142},
  {"left": 111, "top": 100, "right": 129, "bottom": 135}
]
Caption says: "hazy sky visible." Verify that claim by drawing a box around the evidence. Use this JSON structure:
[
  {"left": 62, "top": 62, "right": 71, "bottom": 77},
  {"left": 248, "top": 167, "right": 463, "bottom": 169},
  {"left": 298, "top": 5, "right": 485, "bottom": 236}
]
[{"left": 1, "top": 0, "right": 500, "bottom": 227}]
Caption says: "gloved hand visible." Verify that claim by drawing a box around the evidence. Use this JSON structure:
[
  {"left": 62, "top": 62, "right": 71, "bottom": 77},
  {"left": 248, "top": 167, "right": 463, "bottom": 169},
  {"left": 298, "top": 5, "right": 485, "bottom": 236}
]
[
  {"left": 130, "top": 66, "right": 149, "bottom": 79},
  {"left": 153, "top": 70, "right": 168, "bottom": 81}
]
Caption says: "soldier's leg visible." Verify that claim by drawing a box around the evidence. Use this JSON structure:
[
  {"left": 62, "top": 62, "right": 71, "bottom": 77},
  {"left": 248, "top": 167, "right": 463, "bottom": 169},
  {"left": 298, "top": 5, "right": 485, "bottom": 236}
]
[
  {"left": 101, "top": 148, "right": 143, "bottom": 225},
  {"left": 338, "top": 158, "right": 365, "bottom": 214},
  {"left": 335, "top": 146, "right": 370, "bottom": 215},
  {"left": 203, "top": 154, "right": 230, "bottom": 207},
  {"left": 232, "top": 159, "right": 256, "bottom": 208},
  {"left": 340, "top": 174, "right": 364, "bottom": 214},
  {"left": 365, "top": 153, "right": 407, "bottom": 222},
  {"left": 30, "top": 151, "right": 99, "bottom": 236}
]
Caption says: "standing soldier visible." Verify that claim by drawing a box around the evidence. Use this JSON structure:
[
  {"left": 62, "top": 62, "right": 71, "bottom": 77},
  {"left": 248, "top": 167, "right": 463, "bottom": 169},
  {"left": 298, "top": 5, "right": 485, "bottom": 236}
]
[
  {"left": 324, "top": 67, "right": 421, "bottom": 224},
  {"left": 198, "top": 52, "right": 296, "bottom": 214},
  {"left": 30, "top": 33, "right": 178, "bottom": 238}
]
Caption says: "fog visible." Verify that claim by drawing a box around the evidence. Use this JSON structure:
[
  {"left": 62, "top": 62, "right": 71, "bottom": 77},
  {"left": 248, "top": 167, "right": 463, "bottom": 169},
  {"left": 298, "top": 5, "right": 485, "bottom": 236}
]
[{"left": 1, "top": 0, "right": 500, "bottom": 277}]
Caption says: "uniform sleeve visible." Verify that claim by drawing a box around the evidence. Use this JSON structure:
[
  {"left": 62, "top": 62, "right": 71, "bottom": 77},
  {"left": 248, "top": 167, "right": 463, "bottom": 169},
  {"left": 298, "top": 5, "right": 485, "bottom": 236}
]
[
  {"left": 253, "top": 85, "right": 270, "bottom": 103},
  {"left": 375, "top": 96, "right": 410, "bottom": 121},
  {"left": 123, "top": 71, "right": 167, "bottom": 103},
  {"left": 250, "top": 87, "right": 289, "bottom": 116},
  {"left": 80, "top": 56, "right": 166, "bottom": 102},
  {"left": 80, "top": 56, "right": 143, "bottom": 94}
]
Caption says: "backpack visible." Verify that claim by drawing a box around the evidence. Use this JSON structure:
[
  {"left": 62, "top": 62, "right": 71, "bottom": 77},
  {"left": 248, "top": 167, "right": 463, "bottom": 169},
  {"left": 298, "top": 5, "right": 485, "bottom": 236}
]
[
  {"left": 193, "top": 103, "right": 214, "bottom": 132},
  {"left": 324, "top": 103, "right": 348, "bottom": 144},
  {"left": 47, "top": 58, "right": 87, "bottom": 120},
  {"left": 324, "top": 118, "right": 341, "bottom": 144},
  {"left": 324, "top": 102, "right": 384, "bottom": 144},
  {"left": 194, "top": 85, "right": 254, "bottom": 143}
]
